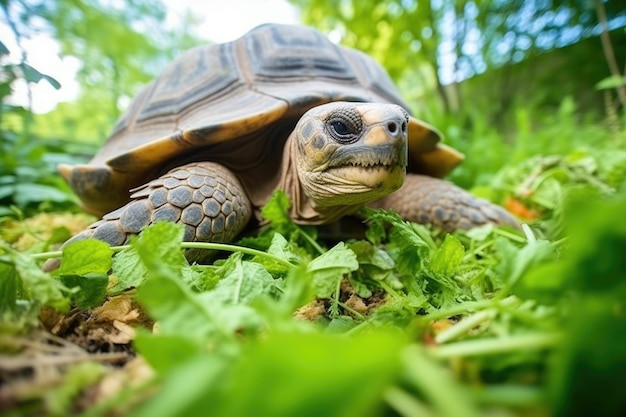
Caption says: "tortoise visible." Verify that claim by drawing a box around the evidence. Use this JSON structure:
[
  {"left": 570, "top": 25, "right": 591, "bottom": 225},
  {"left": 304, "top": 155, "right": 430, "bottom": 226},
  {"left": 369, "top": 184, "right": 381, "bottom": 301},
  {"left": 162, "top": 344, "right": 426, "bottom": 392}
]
[{"left": 55, "top": 24, "right": 517, "bottom": 257}]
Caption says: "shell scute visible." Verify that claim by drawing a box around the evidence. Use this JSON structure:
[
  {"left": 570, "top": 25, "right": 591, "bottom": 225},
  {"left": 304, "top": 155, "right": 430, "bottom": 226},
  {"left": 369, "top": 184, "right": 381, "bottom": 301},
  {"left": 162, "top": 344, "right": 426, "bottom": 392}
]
[{"left": 65, "top": 23, "right": 461, "bottom": 216}]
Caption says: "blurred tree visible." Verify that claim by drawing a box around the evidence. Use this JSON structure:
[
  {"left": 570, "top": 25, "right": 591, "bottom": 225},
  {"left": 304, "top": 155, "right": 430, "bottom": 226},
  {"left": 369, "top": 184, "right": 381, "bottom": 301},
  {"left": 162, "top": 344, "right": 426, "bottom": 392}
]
[
  {"left": 0, "top": 0, "right": 203, "bottom": 212},
  {"left": 3, "top": 0, "right": 203, "bottom": 143},
  {"left": 0, "top": 37, "right": 78, "bottom": 212},
  {"left": 290, "top": 0, "right": 626, "bottom": 118}
]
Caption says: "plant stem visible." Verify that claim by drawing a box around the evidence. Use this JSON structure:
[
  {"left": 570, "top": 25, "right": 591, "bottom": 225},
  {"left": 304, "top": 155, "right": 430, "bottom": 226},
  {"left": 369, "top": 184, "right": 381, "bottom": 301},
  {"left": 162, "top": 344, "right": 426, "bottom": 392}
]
[
  {"left": 298, "top": 227, "right": 325, "bottom": 255},
  {"left": 434, "top": 309, "right": 496, "bottom": 344},
  {"left": 471, "top": 384, "right": 544, "bottom": 406},
  {"left": 429, "top": 333, "right": 561, "bottom": 359},
  {"left": 384, "top": 386, "right": 437, "bottom": 417},
  {"left": 31, "top": 241, "right": 296, "bottom": 269},
  {"left": 424, "top": 296, "right": 516, "bottom": 321}
]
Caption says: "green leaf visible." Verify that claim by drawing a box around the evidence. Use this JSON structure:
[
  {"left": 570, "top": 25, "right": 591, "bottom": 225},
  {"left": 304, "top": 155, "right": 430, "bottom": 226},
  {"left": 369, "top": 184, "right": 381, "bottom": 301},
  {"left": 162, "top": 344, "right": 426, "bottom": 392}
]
[
  {"left": 190, "top": 254, "right": 277, "bottom": 336},
  {"left": 430, "top": 234, "right": 465, "bottom": 277},
  {"left": 518, "top": 190, "right": 626, "bottom": 301},
  {"left": 133, "top": 221, "right": 187, "bottom": 277},
  {"left": 369, "top": 296, "right": 426, "bottom": 328},
  {"left": 133, "top": 330, "right": 405, "bottom": 417},
  {"left": 0, "top": 41, "right": 9, "bottom": 55},
  {"left": 13, "top": 183, "right": 74, "bottom": 206},
  {"left": 203, "top": 303, "right": 267, "bottom": 337},
  {"left": 110, "top": 247, "right": 147, "bottom": 293},
  {"left": 348, "top": 240, "right": 397, "bottom": 296},
  {"left": 58, "top": 273, "right": 108, "bottom": 309},
  {"left": 260, "top": 190, "right": 293, "bottom": 228},
  {"left": 3, "top": 245, "right": 69, "bottom": 312},
  {"left": 271, "top": 263, "right": 315, "bottom": 315},
  {"left": 252, "top": 232, "right": 303, "bottom": 274},
  {"left": 19, "top": 62, "right": 62, "bottom": 89},
  {"left": 549, "top": 293, "right": 626, "bottom": 417},
  {"left": 0, "top": 262, "right": 20, "bottom": 313},
  {"left": 497, "top": 237, "right": 554, "bottom": 293},
  {"left": 204, "top": 253, "right": 278, "bottom": 305},
  {"left": 307, "top": 242, "right": 358, "bottom": 298},
  {"left": 561, "top": 192, "right": 626, "bottom": 292},
  {"left": 55, "top": 239, "right": 113, "bottom": 276},
  {"left": 133, "top": 222, "right": 229, "bottom": 339},
  {"left": 133, "top": 332, "right": 205, "bottom": 374},
  {"left": 373, "top": 212, "right": 433, "bottom": 277},
  {"left": 349, "top": 240, "right": 395, "bottom": 273},
  {"left": 267, "top": 232, "right": 303, "bottom": 265},
  {"left": 512, "top": 261, "right": 567, "bottom": 304},
  {"left": 326, "top": 315, "right": 357, "bottom": 332},
  {"left": 399, "top": 345, "right": 483, "bottom": 417},
  {"left": 137, "top": 275, "right": 226, "bottom": 340},
  {"left": 220, "top": 331, "right": 404, "bottom": 417},
  {"left": 595, "top": 75, "right": 626, "bottom": 90},
  {"left": 131, "top": 354, "right": 232, "bottom": 417}
]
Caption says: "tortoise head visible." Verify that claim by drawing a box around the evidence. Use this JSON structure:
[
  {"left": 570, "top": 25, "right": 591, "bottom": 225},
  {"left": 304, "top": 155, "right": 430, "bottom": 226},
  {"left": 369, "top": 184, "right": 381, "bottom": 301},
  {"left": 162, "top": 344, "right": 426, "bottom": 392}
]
[{"left": 291, "top": 102, "right": 410, "bottom": 208}]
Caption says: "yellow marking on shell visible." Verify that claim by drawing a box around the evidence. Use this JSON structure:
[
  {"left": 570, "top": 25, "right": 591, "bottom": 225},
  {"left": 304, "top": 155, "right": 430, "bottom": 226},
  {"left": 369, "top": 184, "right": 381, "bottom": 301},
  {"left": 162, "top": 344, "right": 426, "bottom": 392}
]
[
  {"left": 410, "top": 144, "right": 464, "bottom": 178},
  {"left": 106, "top": 101, "right": 289, "bottom": 172},
  {"left": 408, "top": 116, "right": 441, "bottom": 152},
  {"left": 58, "top": 163, "right": 134, "bottom": 216},
  {"left": 58, "top": 163, "right": 73, "bottom": 184},
  {"left": 406, "top": 116, "right": 464, "bottom": 178}
]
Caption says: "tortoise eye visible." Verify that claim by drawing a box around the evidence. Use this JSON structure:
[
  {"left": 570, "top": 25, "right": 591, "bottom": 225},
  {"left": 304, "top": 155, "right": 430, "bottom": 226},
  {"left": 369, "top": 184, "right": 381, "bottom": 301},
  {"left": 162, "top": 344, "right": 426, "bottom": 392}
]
[
  {"left": 326, "top": 108, "right": 362, "bottom": 144},
  {"left": 330, "top": 120, "right": 350, "bottom": 136}
]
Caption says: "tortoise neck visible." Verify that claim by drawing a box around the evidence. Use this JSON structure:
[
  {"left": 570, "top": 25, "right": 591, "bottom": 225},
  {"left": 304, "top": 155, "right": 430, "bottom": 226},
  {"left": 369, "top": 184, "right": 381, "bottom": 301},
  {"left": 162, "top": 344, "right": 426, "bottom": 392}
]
[
  {"left": 275, "top": 135, "right": 314, "bottom": 222},
  {"left": 274, "top": 135, "right": 361, "bottom": 225}
]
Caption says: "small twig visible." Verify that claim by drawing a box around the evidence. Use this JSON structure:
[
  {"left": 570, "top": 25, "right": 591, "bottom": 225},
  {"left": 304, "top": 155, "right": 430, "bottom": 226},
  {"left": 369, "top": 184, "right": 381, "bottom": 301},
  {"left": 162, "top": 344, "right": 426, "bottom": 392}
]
[
  {"left": 0, "top": 335, "right": 81, "bottom": 355},
  {"left": 0, "top": 331, "right": 130, "bottom": 372},
  {"left": 0, "top": 351, "right": 129, "bottom": 371},
  {"left": 595, "top": 0, "right": 626, "bottom": 106}
]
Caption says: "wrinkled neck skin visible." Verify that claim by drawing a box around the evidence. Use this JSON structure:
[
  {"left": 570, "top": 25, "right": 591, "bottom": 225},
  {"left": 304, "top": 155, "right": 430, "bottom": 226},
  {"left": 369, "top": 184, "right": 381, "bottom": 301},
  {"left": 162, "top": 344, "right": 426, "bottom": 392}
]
[{"left": 271, "top": 134, "right": 363, "bottom": 225}]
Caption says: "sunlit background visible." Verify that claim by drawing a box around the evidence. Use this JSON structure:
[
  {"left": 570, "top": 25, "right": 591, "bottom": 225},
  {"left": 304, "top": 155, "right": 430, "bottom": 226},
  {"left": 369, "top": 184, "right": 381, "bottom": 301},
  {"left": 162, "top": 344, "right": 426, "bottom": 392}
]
[
  {"left": 3, "top": 0, "right": 624, "bottom": 116},
  {"left": 1, "top": 0, "right": 300, "bottom": 113}
]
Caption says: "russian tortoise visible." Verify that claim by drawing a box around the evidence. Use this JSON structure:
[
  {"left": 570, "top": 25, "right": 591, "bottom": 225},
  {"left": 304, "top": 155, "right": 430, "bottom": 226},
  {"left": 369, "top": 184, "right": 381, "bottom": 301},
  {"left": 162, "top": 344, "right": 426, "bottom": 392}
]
[{"left": 57, "top": 24, "right": 517, "bottom": 256}]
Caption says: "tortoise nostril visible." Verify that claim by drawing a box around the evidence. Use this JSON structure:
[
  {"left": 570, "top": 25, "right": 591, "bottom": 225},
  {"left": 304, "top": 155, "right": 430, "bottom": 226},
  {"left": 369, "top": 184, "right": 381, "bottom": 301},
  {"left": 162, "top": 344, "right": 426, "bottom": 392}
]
[
  {"left": 387, "top": 122, "right": 398, "bottom": 134},
  {"left": 401, "top": 121, "right": 407, "bottom": 133}
]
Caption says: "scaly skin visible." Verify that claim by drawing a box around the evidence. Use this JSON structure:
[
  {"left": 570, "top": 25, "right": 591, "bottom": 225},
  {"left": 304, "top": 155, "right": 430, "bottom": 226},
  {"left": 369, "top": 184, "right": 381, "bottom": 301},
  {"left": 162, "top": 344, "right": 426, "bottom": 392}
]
[
  {"left": 372, "top": 174, "right": 519, "bottom": 231},
  {"left": 43, "top": 162, "right": 251, "bottom": 270}
]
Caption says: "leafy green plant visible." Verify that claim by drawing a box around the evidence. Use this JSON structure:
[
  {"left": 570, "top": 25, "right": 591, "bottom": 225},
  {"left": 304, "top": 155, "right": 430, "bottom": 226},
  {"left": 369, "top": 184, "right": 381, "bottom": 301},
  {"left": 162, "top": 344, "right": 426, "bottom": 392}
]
[
  {"left": 0, "top": 40, "right": 89, "bottom": 215},
  {"left": 1, "top": 177, "right": 624, "bottom": 416},
  {"left": 0, "top": 0, "right": 206, "bottom": 216}
]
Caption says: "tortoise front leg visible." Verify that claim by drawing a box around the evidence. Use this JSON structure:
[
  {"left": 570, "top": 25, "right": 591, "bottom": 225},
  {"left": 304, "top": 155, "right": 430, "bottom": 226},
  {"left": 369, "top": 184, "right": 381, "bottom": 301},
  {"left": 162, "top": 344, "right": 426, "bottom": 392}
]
[
  {"left": 371, "top": 174, "right": 519, "bottom": 231},
  {"left": 46, "top": 162, "right": 252, "bottom": 268}
]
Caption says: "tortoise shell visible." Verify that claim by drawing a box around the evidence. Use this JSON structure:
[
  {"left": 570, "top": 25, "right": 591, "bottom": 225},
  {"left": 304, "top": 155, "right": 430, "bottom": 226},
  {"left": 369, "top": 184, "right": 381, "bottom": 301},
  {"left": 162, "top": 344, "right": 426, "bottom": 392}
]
[{"left": 61, "top": 24, "right": 462, "bottom": 216}]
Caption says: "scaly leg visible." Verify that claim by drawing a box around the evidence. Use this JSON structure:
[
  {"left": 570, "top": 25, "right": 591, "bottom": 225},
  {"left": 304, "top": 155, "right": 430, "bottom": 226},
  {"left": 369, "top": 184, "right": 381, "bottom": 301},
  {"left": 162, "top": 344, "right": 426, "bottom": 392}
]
[
  {"left": 45, "top": 162, "right": 251, "bottom": 270},
  {"left": 371, "top": 174, "right": 518, "bottom": 231}
]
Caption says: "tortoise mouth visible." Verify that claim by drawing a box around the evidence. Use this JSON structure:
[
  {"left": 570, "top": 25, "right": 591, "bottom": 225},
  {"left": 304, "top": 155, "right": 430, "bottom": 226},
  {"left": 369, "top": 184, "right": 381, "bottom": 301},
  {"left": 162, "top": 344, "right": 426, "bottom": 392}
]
[
  {"left": 324, "top": 144, "right": 406, "bottom": 172},
  {"left": 299, "top": 143, "right": 406, "bottom": 209},
  {"left": 318, "top": 144, "right": 406, "bottom": 194}
]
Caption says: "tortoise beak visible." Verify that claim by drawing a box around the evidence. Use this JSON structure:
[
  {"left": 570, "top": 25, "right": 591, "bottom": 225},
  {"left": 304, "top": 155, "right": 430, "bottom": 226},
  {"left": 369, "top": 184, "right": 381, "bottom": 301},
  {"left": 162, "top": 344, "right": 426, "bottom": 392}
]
[{"left": 327, "top": 142, "right": 406, "bottom": 171}]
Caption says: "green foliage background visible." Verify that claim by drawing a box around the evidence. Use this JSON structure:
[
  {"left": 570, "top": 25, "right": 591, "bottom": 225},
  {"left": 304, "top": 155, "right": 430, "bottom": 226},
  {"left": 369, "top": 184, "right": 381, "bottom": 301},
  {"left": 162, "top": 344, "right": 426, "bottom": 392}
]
[
  {"left": 1, "top": 0, "right": 205, "bottom": 214},
  {"left": 1, "top": 0, "right": 626, "bottom": 416}
]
